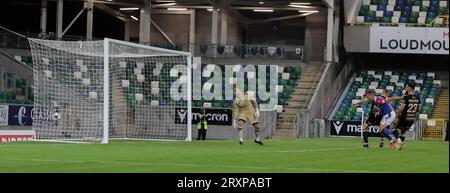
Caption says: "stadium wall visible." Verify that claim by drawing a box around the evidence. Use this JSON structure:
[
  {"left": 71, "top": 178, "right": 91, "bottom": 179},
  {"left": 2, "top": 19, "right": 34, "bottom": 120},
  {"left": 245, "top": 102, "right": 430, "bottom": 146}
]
[
  {"left": 0, "top": 50, "right": 33, "bottom": 86},
  {"left": 295, "top": 61, "right": 355, "bottom": 138},
  {"left": 245, "top": 21, "right": 305, "bottom": 46},
  {"left": 190, "top": 111, "right": 277, "bottom": 140},
  {"left": 128, "top": 10, "right": 243, "bottom": 46},
  {"left": 304, "top": 9, "right": 327, "bottom": 62},
  {"left": 343, "top": 0, "right": 360, "bottom": 24}
]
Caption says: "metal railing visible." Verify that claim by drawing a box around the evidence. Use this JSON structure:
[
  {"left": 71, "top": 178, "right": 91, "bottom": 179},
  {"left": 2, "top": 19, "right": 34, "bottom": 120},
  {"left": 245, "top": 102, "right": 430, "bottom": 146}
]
[
  {"left": 0, "top": 26, "right": 29, "bottom": 50},
  {"left": 354, "top": 14, "right": 450, "bottom": 28},
  {"left": 293, "top": 63, "right": 328, "bottom": 138},
  {"left": 193, "top": 44, "right": 304, "bottom": 61},
  {"left": 415, "top": 119, "right": 448, "bottom": 140},
  {"left": 0, "top": 26, "right": 92, "bottom": 50},
  {"left": 293, "top": 61, "right": 355, "bottom": 138},
  {"left": 323, "top": 62, "right": 355, "bottom": 120}
]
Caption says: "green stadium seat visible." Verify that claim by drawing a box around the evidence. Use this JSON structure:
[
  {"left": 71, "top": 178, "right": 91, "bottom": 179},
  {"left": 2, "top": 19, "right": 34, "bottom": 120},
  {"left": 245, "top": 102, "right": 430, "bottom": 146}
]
[
  {"left": 357, "top": 0, "right": 449, "bottom": 26},
  {"left": 333, "top": 70, "right": 440, "bottom": 121}
]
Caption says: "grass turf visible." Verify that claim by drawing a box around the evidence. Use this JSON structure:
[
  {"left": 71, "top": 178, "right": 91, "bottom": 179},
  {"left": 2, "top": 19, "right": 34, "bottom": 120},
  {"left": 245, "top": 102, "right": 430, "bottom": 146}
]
[{"left": 0, "top": 138, "right": 448, "bottom": 173}]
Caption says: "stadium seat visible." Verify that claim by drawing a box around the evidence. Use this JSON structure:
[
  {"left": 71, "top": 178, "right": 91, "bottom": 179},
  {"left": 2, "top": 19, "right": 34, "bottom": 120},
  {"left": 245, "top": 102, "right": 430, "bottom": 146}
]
[
  {"left": 120, "top": 62, "right": 302, "bottom": 112},
  {"left": 0, "top": 70, "right": 33, "bottom": 104},
  {"left": 356, "top": 0, "right": 449, "bottom": 26},
  {"left": 333, "top": 70, "right": 440, "bottom": 121}
]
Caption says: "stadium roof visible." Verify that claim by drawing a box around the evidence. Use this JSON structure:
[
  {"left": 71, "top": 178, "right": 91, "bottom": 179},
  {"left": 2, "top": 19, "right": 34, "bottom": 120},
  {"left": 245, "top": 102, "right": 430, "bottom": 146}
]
[{"left": 9, "top": 0, "right": 327, "bottom": 22}]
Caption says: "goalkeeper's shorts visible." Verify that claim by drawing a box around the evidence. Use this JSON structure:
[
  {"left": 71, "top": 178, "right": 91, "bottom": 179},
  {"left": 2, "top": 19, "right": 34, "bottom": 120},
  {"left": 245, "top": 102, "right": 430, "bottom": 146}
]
[{"left": 237, "top": 113, "right": 259, "bottom": 124}]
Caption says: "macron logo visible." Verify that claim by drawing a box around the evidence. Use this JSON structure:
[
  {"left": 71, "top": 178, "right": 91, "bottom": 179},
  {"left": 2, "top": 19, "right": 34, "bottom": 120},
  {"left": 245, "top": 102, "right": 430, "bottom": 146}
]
[
  {"left": 178, "top": 109, "right": 187, "bottom": 123},
  {"left": 333, "top": 121, "right": 343, "bottom": 135}
]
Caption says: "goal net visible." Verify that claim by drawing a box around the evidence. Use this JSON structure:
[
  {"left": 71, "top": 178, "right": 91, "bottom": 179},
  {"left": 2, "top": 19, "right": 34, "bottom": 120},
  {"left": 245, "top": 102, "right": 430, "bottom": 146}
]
[{"left": 28, "top": 38, "right": 192, "bottom": 143}]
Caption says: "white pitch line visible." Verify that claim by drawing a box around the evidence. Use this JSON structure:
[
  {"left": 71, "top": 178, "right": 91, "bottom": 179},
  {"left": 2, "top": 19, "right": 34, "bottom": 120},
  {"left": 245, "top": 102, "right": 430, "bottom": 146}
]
[
  {"left": 277, "top": 147, "right": 357, "bottom": 153},
  {"left": 0, "top": 157, "right": 382, "bottom": 173}
]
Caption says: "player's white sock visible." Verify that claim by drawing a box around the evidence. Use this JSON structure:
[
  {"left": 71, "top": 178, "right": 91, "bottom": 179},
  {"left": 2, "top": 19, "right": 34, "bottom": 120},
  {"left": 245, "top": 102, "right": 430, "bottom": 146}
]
[
  {"left": 255, "top": 134, "right": 260, "bottom": 142},
  {"left": 255, "top": 130, "right": 260, "bottom": 141},
  {"left": 238, "top": 129, "right": 244, "bottom": 142}
]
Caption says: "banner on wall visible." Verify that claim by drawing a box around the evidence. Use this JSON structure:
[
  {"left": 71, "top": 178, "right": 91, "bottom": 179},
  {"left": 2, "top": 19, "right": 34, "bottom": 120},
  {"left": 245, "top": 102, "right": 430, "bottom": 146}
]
[
  {"left": 175, "top": 108, "right": 232, "bottom": 126},
  {"left": 0, "top": 105, "right": 8, "bottom": 126},
  {"left": 0, "top": 130, "right": 35, "bottom": 143},
  {"left": 369, "top": 27, "right": 449, "bottom": 55},
  {"left": 8, "top": 105, "right": 33, "bottom": 126},
  {"left": 330, "top": 120, "right": 381, "bottom": 137}
]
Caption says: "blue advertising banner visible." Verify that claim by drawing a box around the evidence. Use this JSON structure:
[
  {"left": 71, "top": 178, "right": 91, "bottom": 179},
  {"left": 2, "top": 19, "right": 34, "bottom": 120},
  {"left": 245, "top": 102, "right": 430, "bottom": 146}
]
[{"left": 8, "top": 105, "right": 33, "bottom": 126}]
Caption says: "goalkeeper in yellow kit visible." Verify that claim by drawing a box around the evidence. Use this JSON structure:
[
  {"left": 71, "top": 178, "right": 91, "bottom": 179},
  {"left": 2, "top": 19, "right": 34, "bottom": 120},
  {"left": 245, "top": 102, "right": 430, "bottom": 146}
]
[{"left": 232, "top": 87, "right": 263, "bottom": 145}]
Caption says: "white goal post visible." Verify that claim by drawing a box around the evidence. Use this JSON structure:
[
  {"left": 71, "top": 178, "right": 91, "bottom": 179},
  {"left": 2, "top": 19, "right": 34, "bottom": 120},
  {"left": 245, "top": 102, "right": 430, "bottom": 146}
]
[{"left": 28, "top": 38, "right": 192, "bottom": 143}]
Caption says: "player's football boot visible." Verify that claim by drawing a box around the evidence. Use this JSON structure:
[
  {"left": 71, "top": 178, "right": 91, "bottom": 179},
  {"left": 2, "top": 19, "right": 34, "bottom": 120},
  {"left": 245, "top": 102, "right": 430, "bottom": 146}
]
[
  {"left": 379, "top": 141, "right": 384, "bottom": 148},
  {"left": 238, "top": 141, "right": 244, "bottom": 145},
  {"left": 389, "top": 141, "right": 395, "bottom": 150},
  {"left": 396, "top": 138, "right": 403, "bottom": 150},
  {"left": 254, "top": 140, "right": 264, "bottom": 145},
  {"left": 363, "top": 144, "right": 369, "bottom": 148}
]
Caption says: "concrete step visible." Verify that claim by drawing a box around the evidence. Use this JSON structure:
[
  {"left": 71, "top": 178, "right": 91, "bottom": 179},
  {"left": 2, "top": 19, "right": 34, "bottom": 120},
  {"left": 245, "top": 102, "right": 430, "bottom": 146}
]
[
  {"left": 280, "top": 110, "right": 298, "bottom": 116},
  {"left": 278, "top": 114, "right": 296, "bottom": 121},
  {"left": 303, "top": 65, "right": 322, "bottom": 71},
  {"left": 291, "top": 88, "right": 313, "bottom": 95},
  {"left": 296, "top": 85, "right": 316, "bottom": 89},
  {"left": 272, "top": 128, "right": 296, "bottom": 138},
  {"left": 274, "top": 63, "right": 323, "bottom": 137},
  {"left": 277, "top": 121, "right": 294, "bottom": 129},
  {"left": 278, "top": 120, "right": 294, "bottom": 125},
  {"left": 297, "top": 76, "right": 318, "bottom": 82},
  {"left": 284, "top": 105, "right": 308, "bottom": 110},
  {"left": 286, "top": 98, "right": 311, "bottom": 103},
  {"left": 289, "top": 94, "right": 311, "bottom": 100},
  {"left": 285, "top": 101, "right": 308, "bottom": 107},
  {"left": 431, "top": 89, "right": 449, "bottom": 120}
]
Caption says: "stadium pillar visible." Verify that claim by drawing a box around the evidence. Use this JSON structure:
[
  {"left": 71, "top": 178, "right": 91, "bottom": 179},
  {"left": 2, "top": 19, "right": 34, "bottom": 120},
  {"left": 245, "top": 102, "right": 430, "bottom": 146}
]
[
  {"left": 56, "top": 0, "right": 63, "bottom": 39},
  {"left": 189, "top": 9, "right": 196, "bottom": 54},
  {"left": 325, "top": 6, "right": 334, "bottom": 62},
  {"left": 139, "top": 0, "right": 151, "bottom": 45},
  {"left": 345, "top": 0, "right": 360, "bottom": 24},
  {"left": 124, "top": 21, "right": 130, "bottom": 42},
  {"left": 220, "top": 12, "right": 227, "bottom": 44},
  {"left": 40, "top": 0, "right": 47, "bottom": 33},
  {"left": 211, "top": 9, "right": 219, "bottom": 44},
  {"left": 86, "top": 0, "right": 93, "bottom": 40},
  {"left": 211, "top": 7, "right": 219, "bottom": 57}
]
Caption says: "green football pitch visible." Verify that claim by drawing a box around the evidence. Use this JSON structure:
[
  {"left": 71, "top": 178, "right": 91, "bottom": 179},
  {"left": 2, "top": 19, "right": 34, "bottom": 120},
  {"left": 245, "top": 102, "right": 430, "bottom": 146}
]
[{"left": 0, "top": 138, "right": 448, "bottom": 173}]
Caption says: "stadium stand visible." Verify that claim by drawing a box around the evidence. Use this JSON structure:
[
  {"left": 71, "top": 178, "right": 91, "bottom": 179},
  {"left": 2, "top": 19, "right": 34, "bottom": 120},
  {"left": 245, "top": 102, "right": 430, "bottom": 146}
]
[
  {"left": 276, "top": 63, "right": 322, "bottom": 137},
  {"left": 0, "top": 51, "right": 33, "bottom": 105},
  {"left": 150, "top": 43, "right": 184, "bottom": 51},
  {"left": 13, "top": 55, "right": 32, "bottom": 67},
  {"left": 356, "top": 0, "right": 449, "bottom": 27},
  {"left": 332, "top": 70, "right": 441, "bottom": 121},
  {"left": 431, "top": 88, "right": 449, "bottom": 120},
  {"left": 121, "top": 61, "right": 302, "bottom": 112},
  {"left": 0, "top": 72, "right": 33, "bottom": 104},
  {"left": 197, "top": 45, "right": 304, "bottom": 60}
]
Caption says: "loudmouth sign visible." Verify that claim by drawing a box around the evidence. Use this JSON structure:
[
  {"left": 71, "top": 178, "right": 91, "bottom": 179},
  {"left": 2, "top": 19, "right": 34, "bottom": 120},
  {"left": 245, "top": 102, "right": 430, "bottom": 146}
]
[
  {"left": 369, "top": 27, "right": 449, "bottom": 55},
  {"left": 330, "top": 120, "right": 380, "bottom": 137},
  {"left": 175, "top": 108, "right": 232, "bottom": 126}
]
